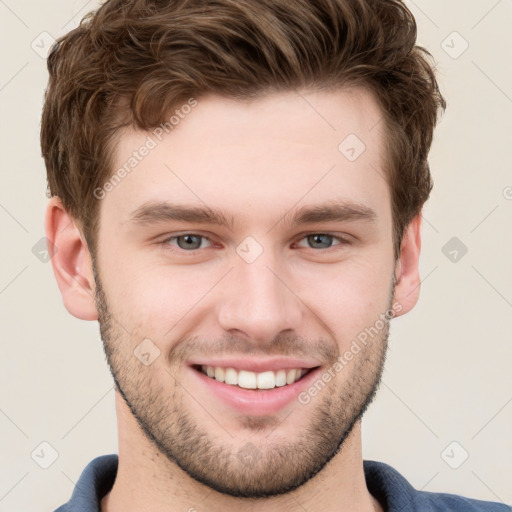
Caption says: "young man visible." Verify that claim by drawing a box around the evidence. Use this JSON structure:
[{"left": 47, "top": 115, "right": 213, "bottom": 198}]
[{"left": 41, "top": 0, "right": 509, "bottom": 511}]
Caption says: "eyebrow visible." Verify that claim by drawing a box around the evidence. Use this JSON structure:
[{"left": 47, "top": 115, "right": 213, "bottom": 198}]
[
  {"left": 129, "top": 201, "right": 235, "bottom": 229},
  {"left": 127, "top": 199, "right": 376, "bottom": 230},
  {"left": 283, "top": 200, "right": 376, "bottom": 227}
]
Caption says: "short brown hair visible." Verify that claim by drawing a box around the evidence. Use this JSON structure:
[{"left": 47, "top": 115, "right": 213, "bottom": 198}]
[{"left": 41, "top": 0, "right": 446, "bottom": 260}]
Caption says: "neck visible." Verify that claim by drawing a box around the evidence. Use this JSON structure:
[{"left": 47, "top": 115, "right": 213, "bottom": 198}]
[{"left": 101, "top": 392, "right": 383, "bottom": 512}]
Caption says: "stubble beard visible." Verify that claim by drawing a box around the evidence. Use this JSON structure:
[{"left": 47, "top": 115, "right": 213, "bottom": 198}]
[{"left": 93, "top": 262, "right": 391, "bottom": 498}]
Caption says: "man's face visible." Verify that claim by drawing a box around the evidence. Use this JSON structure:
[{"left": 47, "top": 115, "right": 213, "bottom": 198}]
[{"left": 93, "top": 88, "right": 398, "bottom": 497}]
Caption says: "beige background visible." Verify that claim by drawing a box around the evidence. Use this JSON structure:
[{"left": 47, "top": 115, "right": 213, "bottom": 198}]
[{"left": 0, "top": 1, "right": 511, "bottom": 511}]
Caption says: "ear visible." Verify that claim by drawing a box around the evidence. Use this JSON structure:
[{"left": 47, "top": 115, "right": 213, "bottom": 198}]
[
  {"left": 392, "top": 213, "right": 422, "bottom": 316},
  {"left": 44, "top": 197, "right": 98, "bottom": 320}
]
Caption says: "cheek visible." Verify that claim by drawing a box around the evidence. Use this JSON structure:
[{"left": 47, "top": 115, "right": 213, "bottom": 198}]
[
  {"left": 102, "top": 260, "right": 222, "bottom": 335},
  {"left": 294, "top": 257, "right": 393, "bottom": 345}
]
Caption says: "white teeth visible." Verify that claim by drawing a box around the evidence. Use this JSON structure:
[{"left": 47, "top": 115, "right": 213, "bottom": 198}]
[
  {"left": 238, "top": 370, "right": 257, "bottom": 389},
  {"left": 214, "top": 367, "right": 225, "bottom": 382},
  {"left": 257, "top": 371, "right": 276, "bottom": 390},
  {"left": 286, "top": 369, "right": 297, "bottom": 385},
  {"left": 275, "top": 369, "right": 287, "bottom": 387},
  {"left": 224, "top": 367, "right": 238, "bottom": 385},
  {"left": 200, "top": 365, "right": 308, "bottom": 389}
]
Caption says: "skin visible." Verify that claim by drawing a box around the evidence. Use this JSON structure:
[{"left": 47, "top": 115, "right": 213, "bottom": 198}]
[{"left": 46, "top": 88, "right": 422, "bottom": 512}]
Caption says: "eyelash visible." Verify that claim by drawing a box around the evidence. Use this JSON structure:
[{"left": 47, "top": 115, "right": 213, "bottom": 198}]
[{"left": 160, "top": 232, "right": 351, "bottom": 253}]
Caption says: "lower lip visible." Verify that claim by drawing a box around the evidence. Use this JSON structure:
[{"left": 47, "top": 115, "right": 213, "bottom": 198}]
[{"left": 188, "top": 365, "right": 322, "bottom": 416}]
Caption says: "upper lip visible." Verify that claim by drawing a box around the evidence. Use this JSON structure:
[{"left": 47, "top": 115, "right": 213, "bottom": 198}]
[{"left": 188, "top": 357, "right": 322, "bottom": 373}]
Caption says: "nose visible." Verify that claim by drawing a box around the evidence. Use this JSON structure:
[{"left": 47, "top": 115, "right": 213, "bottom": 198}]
[{"left": 216, "top": 252, "right": 303, "bottom": 345}]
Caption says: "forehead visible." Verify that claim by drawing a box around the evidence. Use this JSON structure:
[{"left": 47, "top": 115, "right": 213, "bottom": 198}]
[{"left": 102, "top": 87, "right": 389, "bottom": 230}]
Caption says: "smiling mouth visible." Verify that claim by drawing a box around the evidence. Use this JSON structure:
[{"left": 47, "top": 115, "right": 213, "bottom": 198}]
[{"left": 192, "top": 364, "right": 318, "bottom": 390}]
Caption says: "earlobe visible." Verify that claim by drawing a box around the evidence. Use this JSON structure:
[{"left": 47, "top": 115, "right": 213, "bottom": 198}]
[
  {"left": 392, "top": 213, "right": 422, "bottom": 317},
  {"left": 44, "top": 197, "right": 98, "bottom": 321}
]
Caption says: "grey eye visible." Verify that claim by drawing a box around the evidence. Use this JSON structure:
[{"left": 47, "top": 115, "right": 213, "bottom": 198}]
[
  {"left": 303, "top": 234, "right": 335, "bottom": 249},
  {"left": 175, "top": 234, "right": 204, "bottom": 250}
]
